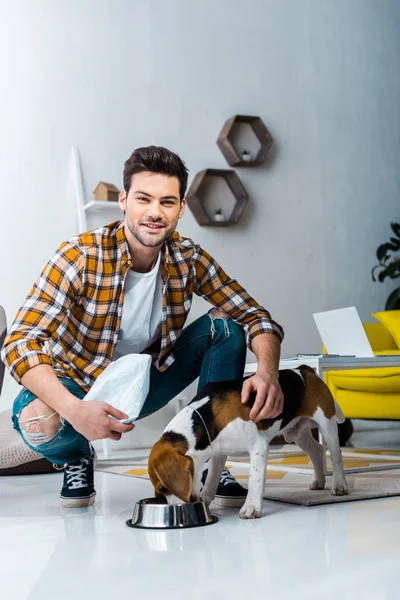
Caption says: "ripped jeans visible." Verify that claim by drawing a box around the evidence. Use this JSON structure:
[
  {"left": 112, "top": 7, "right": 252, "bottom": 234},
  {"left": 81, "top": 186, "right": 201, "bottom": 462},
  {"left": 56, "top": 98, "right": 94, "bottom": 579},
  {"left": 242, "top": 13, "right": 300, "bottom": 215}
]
[{"left": 11, "top": 312, "right": 247, "bottom": 464}]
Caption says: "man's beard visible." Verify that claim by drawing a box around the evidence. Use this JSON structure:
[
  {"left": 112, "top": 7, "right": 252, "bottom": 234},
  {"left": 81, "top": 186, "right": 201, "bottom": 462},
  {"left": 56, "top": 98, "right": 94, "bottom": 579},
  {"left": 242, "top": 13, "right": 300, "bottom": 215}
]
[{"left": 126, "top": 217, "right": 174, "bottom": 248}]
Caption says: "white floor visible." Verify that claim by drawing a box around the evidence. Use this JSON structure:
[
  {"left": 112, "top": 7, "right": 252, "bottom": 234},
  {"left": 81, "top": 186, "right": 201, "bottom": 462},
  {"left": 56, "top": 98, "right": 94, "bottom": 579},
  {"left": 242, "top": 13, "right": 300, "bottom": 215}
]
[{"left": 1, "top": 421, "right": 400, "bottom": 600}]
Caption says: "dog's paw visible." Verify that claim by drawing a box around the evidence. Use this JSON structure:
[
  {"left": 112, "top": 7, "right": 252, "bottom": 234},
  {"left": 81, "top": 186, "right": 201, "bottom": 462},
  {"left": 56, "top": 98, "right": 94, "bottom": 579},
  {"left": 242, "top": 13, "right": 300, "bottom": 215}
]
[
  {"left": 332, "top": 478, "right": 349, "bottom": 496},
  {"left": 309, "top": 478, "right": 325, "bottom": 490},
  {"left": 239, "top": 503, "right": 262, "bottom": 519},
  {"left": 201, "top": 495, "right": 215, "bottom": 506},
  {"left": 201, "top": 486, "right": 216, "bottom": 506}
]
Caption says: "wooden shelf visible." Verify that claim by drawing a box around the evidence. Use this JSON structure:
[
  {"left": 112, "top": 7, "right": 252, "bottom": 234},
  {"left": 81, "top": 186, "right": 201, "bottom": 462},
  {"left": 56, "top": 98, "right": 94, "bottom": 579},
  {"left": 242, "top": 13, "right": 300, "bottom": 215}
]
[
  {"left": 186, "top": 169, "right": 249, "bottom": 227},
  {"left": 217, "top": 114, "right": 273, "bottom": 167}
]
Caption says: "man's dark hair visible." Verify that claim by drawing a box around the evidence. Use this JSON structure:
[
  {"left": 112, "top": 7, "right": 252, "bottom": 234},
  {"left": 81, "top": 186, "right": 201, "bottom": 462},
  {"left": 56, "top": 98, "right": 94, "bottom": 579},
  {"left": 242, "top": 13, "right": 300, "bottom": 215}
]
[{"left": 123, "top": 146, "right": 189, "bottom": 200}]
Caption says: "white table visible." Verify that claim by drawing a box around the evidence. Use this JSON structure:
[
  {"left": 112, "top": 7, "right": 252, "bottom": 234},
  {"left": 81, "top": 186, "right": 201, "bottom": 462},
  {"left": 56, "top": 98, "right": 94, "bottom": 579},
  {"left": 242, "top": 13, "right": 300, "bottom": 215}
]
[{"left": 244, "top": 355, "right": 400, "bottom": 475}]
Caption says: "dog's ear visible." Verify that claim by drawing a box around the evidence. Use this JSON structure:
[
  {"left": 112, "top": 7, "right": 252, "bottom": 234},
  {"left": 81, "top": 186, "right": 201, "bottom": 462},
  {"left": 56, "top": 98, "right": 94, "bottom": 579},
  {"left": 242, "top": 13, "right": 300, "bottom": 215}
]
[{"left": 151, "top": 448, "right": 194, "bottom": 503}]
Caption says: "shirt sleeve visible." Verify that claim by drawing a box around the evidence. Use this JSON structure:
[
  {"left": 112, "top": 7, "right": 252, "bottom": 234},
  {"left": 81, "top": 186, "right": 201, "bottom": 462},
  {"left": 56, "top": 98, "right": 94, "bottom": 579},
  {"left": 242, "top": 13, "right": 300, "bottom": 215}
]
[
  {"left": 193, "top": 246, "right": 284, "bottom": 348},
  {"left": 0, "top": 242, "right": 85, "bottom": 383}
]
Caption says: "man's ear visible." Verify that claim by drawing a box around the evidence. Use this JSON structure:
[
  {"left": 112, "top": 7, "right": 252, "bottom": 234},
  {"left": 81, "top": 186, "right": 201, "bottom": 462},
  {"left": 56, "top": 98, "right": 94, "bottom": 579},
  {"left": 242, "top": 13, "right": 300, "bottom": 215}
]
[
  {"left": 119, "top": 189, "right": 127, "bottom": 212},
  {"left": 178, "top": 197, "right": 186, "bottom": 220},
  {"left": 153, "top": 449, "right": 194, "bottom": 503}
]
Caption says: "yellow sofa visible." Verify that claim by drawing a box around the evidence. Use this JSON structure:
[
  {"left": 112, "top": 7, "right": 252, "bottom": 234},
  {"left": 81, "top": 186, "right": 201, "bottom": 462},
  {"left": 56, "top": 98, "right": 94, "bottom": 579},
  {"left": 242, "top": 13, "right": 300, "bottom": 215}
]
[{"left": 324, "top": 323, "right": 400, "bottom": 419}]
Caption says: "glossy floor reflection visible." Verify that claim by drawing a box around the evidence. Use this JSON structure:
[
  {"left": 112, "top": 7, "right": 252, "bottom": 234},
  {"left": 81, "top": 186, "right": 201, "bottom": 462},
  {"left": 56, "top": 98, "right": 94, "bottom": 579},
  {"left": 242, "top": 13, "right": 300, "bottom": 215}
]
[{"left": 1, "top": 463, "right": 400, "bottom": 600}]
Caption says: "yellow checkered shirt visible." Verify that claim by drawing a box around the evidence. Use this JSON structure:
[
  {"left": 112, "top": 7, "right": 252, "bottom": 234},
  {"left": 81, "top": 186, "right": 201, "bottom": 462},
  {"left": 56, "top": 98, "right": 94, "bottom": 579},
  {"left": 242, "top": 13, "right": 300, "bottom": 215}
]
[{"left": 1, "top": 221, "right": 283, "bottom": 391}]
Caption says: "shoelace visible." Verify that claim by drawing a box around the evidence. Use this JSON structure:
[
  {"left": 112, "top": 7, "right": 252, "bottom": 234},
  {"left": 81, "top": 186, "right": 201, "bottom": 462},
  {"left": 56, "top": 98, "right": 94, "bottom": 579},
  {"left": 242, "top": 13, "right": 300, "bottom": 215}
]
[
  {"left": 218, "top": 468, "right": 237, "bottom": 486},
  {"left": 65, "top": 458, "right": 89, "bottom": 490},
  {"left": 203, "top": 467, "right": 236, "bottom": 486}
]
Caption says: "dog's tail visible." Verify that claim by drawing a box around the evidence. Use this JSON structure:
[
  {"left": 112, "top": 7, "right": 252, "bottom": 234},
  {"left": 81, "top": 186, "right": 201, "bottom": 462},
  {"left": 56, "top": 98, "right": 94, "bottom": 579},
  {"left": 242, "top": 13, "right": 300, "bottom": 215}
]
[
  {"left": 298, "top": 364, "right": 316, "bottom": 376},
  {"left": 298, "top": 364, "right": 345, "bottom": 424}
]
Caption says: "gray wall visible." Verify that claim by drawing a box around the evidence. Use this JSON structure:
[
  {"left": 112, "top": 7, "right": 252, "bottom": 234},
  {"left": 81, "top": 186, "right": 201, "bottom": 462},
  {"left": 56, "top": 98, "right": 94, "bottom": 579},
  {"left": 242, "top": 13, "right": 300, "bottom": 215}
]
[{"left": 1, "top": 0, "right": 400, "bottom": 413}]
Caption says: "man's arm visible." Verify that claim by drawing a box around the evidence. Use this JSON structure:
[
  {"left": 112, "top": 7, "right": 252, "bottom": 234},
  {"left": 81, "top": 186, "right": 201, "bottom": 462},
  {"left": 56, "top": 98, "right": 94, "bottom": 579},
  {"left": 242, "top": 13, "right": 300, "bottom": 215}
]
[
  {"left": 21, "top": 365, "right": 134, "bottom": 441},
  {"left": 241, "top": 332, "right": 284, "bottom": 421},
  {"left": 193, "top": 246, "right": 284, "bottom": 347},
  {"left": 3, "top": 242, "right": 134, "bottom": 440},
  {"left": 251, "top": 331, "right": 281, "bottom": 374},
  {"left": 1, "top": 241, "right": 85, "bottom": 383},
  {"left": 194, "top": 247, "right": 284, "bottom": 420}
]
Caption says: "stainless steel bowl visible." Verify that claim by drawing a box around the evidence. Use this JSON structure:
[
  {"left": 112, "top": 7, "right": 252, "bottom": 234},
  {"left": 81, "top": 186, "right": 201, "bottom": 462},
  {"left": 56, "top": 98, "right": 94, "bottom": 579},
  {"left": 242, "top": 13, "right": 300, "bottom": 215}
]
[{"left": 126, "top": 497, "right": 218, "bottom": 529}]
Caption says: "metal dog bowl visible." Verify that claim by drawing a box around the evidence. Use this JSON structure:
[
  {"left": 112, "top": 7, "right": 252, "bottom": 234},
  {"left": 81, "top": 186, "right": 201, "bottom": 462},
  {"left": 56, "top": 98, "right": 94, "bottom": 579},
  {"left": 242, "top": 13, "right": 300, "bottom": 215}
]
[{"left": 126, "top": 497, "right": 218, "bottom": 530}]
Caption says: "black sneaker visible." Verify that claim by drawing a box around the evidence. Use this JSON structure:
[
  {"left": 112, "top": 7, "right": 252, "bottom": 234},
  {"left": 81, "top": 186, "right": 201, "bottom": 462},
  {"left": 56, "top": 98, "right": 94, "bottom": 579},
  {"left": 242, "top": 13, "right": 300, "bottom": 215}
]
[
  {"left": 59, "top": 448, "right": 96, "bottom": 508},
  {"left": 202, "top": 466, "right": 247, "bottom": 508}
]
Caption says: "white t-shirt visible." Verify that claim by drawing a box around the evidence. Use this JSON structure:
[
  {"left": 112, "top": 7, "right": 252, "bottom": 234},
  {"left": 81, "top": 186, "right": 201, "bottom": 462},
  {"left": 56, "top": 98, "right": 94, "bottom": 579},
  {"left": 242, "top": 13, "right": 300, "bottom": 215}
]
[{"left": 113, "top": 253, "right": 163, "bottom": 361}]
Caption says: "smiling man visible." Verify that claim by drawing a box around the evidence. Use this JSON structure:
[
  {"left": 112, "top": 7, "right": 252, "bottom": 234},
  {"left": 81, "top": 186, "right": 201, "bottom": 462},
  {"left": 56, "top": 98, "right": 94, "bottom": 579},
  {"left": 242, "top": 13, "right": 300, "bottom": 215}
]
[{"left": 1, "top": 146, "right": 284, "bottom": 509}]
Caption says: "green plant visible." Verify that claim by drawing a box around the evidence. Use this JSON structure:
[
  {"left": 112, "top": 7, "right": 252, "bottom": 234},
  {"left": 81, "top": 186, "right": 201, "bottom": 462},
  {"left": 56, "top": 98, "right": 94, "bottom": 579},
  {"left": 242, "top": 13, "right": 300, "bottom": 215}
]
[{"left": 371, "top": 222, "right": 400, "bottom": 310}]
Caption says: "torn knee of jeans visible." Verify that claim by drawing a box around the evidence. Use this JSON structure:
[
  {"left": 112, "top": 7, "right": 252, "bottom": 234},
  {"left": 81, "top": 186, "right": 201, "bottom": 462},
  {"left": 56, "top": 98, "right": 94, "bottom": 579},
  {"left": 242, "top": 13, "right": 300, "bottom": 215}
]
[
  {"left": 18, "top": 411, "right": 64, "bottom": 446},
  {"left": 209, "top": 308, "right": 229, "bottom": 319},
  {"left": 208, "top": 313, "right": 231, "bottom": 339}
]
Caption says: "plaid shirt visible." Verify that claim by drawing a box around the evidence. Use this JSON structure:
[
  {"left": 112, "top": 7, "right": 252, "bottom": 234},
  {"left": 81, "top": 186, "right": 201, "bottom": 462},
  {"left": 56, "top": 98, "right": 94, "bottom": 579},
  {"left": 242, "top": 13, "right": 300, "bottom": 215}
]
[{"left": 1, "top": 221, "right": 283, "bottom": 392}]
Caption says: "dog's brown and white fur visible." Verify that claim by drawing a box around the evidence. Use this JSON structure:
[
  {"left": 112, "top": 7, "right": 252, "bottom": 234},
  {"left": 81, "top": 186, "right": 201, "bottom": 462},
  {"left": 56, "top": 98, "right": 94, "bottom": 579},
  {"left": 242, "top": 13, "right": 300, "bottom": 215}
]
[{"left": 148, "top": 366, "right": 348, "bottom": 519}]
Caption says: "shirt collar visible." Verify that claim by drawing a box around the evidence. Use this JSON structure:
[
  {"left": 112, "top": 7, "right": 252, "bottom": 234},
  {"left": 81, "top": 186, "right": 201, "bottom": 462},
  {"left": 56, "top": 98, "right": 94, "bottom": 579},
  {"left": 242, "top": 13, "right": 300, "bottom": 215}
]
[
  {"left": 116, "top": 220, "right": 171, "bottom": 275},
  {"left": 116, "top": 221, "right": 131, "bottom": 267}
]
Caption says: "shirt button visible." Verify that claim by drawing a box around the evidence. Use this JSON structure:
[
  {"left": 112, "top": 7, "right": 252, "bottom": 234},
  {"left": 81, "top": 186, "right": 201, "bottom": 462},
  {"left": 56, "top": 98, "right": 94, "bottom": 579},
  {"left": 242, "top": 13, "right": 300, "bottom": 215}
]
[
  {"left": 127, "top": 260, "right": 132, "bottom": 265},
  {"left": 121, "top": 260, "right": 125, "bottom": 265}
]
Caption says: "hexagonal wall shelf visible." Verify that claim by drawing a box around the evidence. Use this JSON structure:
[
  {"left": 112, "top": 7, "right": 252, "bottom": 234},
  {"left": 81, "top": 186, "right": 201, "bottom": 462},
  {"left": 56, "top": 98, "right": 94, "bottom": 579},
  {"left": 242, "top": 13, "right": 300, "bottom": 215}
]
[
  {"left": 217, "top": 115, "right": 273, "bottom": 167},
  {"left": 186, "top": 169, "right": 249, "bottom": 227}
]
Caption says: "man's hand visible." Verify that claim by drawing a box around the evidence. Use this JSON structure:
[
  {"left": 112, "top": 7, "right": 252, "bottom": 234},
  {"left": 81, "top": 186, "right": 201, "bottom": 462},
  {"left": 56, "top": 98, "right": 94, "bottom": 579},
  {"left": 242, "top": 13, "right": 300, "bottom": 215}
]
[
  {"left": 65, "top": 400, "right": 135, "bottom": 441},
  {"left": 241, "top": 371, "right": 284, "bottom": 422}
]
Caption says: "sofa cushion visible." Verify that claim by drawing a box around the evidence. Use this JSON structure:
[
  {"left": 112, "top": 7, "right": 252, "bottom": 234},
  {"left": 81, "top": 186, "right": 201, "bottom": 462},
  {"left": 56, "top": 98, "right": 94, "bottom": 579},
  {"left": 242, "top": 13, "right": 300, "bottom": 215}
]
[
  {"left": 334, "top": 389, "right": 400, "bottom": 420},
  {"left": 325, "top": 367, "right": 400, "bottom": 393},
  {"left": 363, "top": 322, "right": 398, "bottom": 351},
  {"left": 372, "top": 310, "right": 400, "bottom": 348}
]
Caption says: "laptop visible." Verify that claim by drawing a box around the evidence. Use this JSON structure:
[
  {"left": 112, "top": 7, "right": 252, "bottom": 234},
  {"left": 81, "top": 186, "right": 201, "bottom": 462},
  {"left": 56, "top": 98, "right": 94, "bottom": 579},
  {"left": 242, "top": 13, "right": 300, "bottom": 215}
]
[{"left": 312, "top": 306, "right": 374, "bottom": 357}]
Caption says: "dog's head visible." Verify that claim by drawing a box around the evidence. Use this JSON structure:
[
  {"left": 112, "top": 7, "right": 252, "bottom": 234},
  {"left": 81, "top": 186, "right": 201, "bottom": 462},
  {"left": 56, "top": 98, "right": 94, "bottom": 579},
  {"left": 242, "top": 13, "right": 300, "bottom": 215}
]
[{"left": 148, "top": 438, "right": 194, "bottom": 504}]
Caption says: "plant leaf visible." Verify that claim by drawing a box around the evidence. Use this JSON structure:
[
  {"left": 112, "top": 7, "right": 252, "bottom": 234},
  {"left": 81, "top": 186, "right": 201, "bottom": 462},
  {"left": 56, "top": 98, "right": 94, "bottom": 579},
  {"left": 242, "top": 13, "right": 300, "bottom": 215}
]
[
  {"left": 371, "top": 265, "right": 380, "bottom": 281},
  {"left": 378, "top": 271, "right": 386, "bottom": 282},
  {"left": 385, "top": 287, "right": 400, "bottom": 310},
  {"left": 377, "top": 243, "right": 391, "bottom": 261},
  {"left": 390, "top": 222, "right": 400, "bottom": 239},
  {"left": 378, "top": 262, "right": 400, "bottom": 281}
]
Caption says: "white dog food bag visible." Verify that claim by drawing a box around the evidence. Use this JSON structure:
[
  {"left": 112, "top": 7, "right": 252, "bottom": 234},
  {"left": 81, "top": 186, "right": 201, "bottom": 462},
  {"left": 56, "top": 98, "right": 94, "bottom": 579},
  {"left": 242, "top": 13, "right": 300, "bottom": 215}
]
[{"left": 83, "top": 354, "right": 151, "bottom": 423}]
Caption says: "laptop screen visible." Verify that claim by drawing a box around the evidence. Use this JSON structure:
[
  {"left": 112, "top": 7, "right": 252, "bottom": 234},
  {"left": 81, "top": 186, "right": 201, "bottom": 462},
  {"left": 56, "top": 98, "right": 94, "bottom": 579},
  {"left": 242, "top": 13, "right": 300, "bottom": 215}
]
[{"left": 313, "top": 307, "right": 374, "bottom": 357}]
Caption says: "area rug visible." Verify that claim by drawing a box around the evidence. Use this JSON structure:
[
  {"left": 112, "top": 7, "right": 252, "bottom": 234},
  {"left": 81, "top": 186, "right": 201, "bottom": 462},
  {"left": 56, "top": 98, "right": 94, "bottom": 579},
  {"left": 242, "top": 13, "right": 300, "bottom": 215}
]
[{"left": 96, "top": 446, "right": 400, "bottom": 506}]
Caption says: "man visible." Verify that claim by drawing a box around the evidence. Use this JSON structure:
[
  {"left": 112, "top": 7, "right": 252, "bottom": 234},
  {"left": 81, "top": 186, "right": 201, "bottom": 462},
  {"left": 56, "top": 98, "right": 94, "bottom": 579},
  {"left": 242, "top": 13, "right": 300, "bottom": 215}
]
[{"left": 1, "top": 146, "right": 284, "bottom": 508}]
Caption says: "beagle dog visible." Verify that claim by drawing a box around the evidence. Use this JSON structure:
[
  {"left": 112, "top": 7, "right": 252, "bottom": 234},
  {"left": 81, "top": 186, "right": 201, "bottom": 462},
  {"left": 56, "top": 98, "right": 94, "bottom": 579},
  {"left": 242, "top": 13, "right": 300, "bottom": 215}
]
[{"left": 148, "top": 366, "right": 348, "bottom": 519}]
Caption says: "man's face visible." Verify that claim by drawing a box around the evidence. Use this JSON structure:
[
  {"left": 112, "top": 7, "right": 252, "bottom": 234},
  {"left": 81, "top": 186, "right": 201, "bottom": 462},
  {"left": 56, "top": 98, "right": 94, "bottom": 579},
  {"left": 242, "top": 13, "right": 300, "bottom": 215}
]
[{"left": 119, "top": 171, "right": 186, "bottom": 248}]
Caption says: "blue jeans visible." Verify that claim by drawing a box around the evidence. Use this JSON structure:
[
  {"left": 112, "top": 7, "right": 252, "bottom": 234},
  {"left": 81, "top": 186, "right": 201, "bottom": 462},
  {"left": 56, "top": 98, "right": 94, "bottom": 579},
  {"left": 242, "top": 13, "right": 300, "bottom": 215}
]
[{"left": 11, "top": 313, "right": 247, "bottom": 464}]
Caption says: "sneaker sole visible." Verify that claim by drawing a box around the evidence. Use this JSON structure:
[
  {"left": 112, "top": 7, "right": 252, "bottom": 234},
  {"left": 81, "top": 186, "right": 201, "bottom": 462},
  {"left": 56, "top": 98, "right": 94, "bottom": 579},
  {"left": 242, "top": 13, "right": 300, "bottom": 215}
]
[
  {"left": 212, "top": 496, "right": 246, "bottom": 508},
  {"left": 60, "top": 493, "right": 96, "bottom": 508}
]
